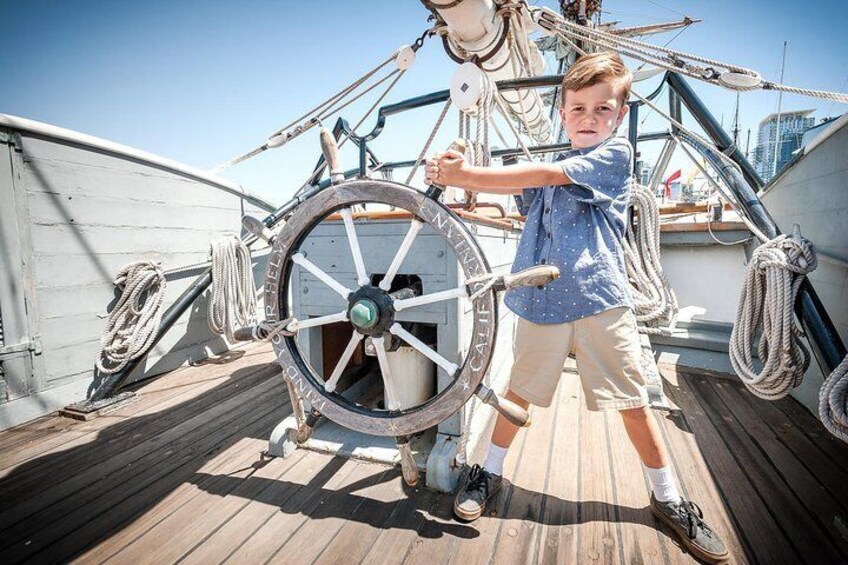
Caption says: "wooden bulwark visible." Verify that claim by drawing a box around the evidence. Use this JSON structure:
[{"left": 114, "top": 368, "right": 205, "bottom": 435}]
[{"left": 1, "top": 342, "right": 847, "bottom": 564}]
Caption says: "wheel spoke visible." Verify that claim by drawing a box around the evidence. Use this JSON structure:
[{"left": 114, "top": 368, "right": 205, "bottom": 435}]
[
  {"left": 372, "top": 336, "right": 401, "bottom": 410},
  {"left": 291, "top": 252, "right": 352, "bottom": 299},
  {"left": 286, "top": 310, "right": 348, "bottom": 332},
  {"left": 324, "top": 331, "right": 364, "bottom": 392},
  {"left": 339, "top": 207, "right": 370, "bottom": 286},
  {"left": 393, "top": 286, "right": 467, "bottom": 312},
  {"left": 379, "top": 219, "right": 424, "bottom": 291},
  {"left": 389, "top": 323, "right": 458, "bottom": 376}
]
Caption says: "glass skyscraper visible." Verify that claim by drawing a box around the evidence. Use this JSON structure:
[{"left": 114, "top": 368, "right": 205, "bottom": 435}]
[{"left": 753, "top": 109, "right": 815, "bottom": 181}]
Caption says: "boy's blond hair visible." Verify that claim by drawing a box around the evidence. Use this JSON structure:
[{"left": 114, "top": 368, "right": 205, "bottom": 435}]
[{"left": 561, "top": 51, "right": 632, "bottom": 106}]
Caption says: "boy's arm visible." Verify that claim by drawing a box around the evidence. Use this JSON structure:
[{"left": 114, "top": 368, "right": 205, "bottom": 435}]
[{"left": 425, "top": 151, "right": 571, "bottom": 195}]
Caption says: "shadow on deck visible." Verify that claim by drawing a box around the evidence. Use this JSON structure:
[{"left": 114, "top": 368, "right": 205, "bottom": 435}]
[{"left": 1, "top": 343, "right": 847, "bottom": 564}]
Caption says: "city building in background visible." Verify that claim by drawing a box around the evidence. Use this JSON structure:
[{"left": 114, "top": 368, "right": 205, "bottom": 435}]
[{"left": 753, "top": 109, "right": 814, "bottom": 181}]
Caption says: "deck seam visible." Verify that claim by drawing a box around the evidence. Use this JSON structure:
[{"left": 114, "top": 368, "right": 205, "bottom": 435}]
[{"left": 531, "top": 382, "right": 562, "bottom": 564}]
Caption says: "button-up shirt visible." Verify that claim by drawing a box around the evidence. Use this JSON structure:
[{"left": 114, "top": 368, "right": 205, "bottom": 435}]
[{"left": 504, "top": 136, "right": 634, "bottom": 324}]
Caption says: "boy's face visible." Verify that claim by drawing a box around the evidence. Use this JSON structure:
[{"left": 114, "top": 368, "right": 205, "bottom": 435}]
[{"left": 559, "top": 82, "right": 629, "bottom": 148}]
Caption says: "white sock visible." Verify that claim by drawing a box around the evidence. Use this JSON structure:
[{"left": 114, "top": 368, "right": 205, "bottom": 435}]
[
  {"left": 645, "top": 465, "right": 680, "bottom": 503},
  {"left": 483, "top": 443, "right": 509, "bottom": 476}
]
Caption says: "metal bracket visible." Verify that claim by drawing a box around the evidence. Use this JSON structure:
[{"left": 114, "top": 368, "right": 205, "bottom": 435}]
[
  {"left": 60, "top": 391, "right": 138, "bottom": 420},
  {"left": 0, "top": 131, "right": 23, "bottom": 151},
  {"left": 0, "top": 337, "right": 42, "bottom": 358}
]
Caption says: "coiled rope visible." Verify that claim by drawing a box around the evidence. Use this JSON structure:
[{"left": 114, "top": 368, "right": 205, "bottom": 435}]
[
  {"left": 729, "top": 233, "right": 818, "bottom": 400},
  {"left": 208, "top": 236, "right": 257, "bottom": 342},
  {"left": 624, "top": 180, "right": 679, "bottom": 334},
  {"left": 96, "top": 261, "right": 166, "bottom": 374},
  {"left": 820, "top": 354, "right": 848, "bottom": 442}
]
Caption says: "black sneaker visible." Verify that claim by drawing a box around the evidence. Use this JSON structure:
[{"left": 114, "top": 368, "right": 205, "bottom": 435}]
[
  {"left": 453, "top": 464, "right": 503, "bottom": 521},
  {"left": 650, "top": 494, "right": 729, "bottom": 564}
]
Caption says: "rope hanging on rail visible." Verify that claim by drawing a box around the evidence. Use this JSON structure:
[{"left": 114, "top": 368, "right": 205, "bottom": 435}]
[
  {"left": 208, "top": 236, "right": 257, "bottom": 342},
  {"left": 820, "top": 355, "right": 848, "bottom": 443},
  {"left": 95, "top": 261, "right": 166, "bottom": 374},
  {"left": 624, "top": 181, "right": 678, "bottom": 334},
  {"left": 729, "top": 232, "right": 817, "bottom": 400}
]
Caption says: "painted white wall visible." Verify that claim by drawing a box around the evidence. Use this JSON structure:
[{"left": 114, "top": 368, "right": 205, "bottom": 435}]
[{"left": 661, "top": 244, "right": 749, "bottom": 325}]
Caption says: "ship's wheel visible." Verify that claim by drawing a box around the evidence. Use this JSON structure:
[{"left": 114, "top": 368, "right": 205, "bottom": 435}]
[{"left": 263, "top": 179, "right": 499, "bottom": 437}]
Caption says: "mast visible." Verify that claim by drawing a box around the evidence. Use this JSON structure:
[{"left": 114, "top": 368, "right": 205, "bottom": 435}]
[
  {"left": 771, "top": 40, "right": 788, "bottom": 178},
  {"left": 731, "top": 92, "right": 741, "bottom": 146},
  {"left": 745, "top": 128, "right": 751, "bottom": 159}
]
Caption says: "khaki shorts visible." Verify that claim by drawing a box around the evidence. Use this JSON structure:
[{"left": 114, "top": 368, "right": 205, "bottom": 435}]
[{"left": 509, "top": 306, "right": 648, "bottom": 411}]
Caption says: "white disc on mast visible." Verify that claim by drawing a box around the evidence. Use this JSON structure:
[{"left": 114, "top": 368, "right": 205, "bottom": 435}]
[{"left": 450, "top": 62, "right": 487, "bottom": 114}]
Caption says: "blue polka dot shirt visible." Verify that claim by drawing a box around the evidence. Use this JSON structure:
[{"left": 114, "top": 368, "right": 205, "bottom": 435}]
[{"left": 504, "top": 136, "right": 634, "bottom": 324}]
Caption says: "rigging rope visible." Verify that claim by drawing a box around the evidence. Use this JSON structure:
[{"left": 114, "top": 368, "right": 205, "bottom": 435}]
[
  {"left": 405, "top": 99, "right": 453, "bottom": 185},
  {"left": 208, "top": 236, "right": 257, "bottom": 342},
  {"left": 532, "top": 6, "right": 848, "bottom": 103},
  {"left": 729, "top": 232, "right": 817, "bottom": 400},
  {"left": 96, "top": 261, "right": 166, "bottom": 374}
]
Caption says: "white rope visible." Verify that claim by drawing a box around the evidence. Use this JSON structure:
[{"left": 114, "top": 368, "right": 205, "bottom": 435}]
[
  {"left": 820, "top": 355, "right": 848, "bottom": 443},
  {"left": 624, "top": 181, "right": 679, "bottom": 334},
  {"left": 533, "top": 7, "right": 848, "bottom": 103},
  {"left": 729, "top": 233, "right": 818, "bottom": 400},
  {"left": 208, "top": 236, "right": 257, "bottom": 342},
  {"left": 210, "top": 50, "right": 400, "bottom": 173},
  {"left": 96, "top": 261, "right": 166, "bottom": 374}
]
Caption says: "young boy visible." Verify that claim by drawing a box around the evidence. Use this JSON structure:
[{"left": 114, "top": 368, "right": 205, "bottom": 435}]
[{"left": 424, "top": 52, "right": 729, "bottom": 564}]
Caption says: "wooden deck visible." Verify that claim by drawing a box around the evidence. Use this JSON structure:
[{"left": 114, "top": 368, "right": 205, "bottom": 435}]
[{"left": 1, "top": 343, "right": 847, "bottom": 564}]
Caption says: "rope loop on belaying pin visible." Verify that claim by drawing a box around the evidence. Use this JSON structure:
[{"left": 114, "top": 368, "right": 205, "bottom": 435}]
[{"left": 729, "top": 231, "right": 818, "bottom": 400}]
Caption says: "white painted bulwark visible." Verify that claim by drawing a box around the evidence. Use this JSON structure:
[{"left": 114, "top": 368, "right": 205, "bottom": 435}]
[{"left": 0, "top": 116, "right": 276, "bottom": 430}]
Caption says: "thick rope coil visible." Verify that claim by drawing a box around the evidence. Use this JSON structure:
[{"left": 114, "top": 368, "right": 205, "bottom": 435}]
[
  {"left": 208, "top": 236, "right": 257, "bottom": 342},
  {"left": 624, "top": 181, "right": 679, "bottom": 335},
  {"left": 729, "top": 233, "right": 818, "bottom": 400},
  {"left": 820, "top": 355, "right": 848, "bottom": 443},
  {"left": 96, "top": 261, "right": 167, "bottom": 374}
]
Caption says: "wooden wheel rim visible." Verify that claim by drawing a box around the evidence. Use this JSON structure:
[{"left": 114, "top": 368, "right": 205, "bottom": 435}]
[{"left": 263, "top": 180, "right": 498, "bottom": 436}]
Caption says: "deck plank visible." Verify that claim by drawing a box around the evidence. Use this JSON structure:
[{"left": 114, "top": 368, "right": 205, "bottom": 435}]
[
  {"left": 440, "top": 398, "right": 537, "bottom": 565},
  {"left": 14, "top": 402, "right": 284, "bottom": 564},
  {"left": 692, "top": 376, "right": 845, "bottom": 562},
  {"left": 671, "top": 374, "right": 800, "bottom": 564},
  {"left": 576, "top": 389, "right": 621, "bottom": 564},
  {"left": 1, "top": 348, "right": 847, "bottom": 565},
  {"left": 99, "top": 445, "right": 309, "bottom": 563},
  {"left": 0, "top": 379, "right": 285, "bottom": 562},
  {"left": 0, "top": 346, "right": 276, "bottom": 477},
  {"left": 358, "top": 485, "right": 442, "bottom": 565},
  {"left": 312, "top": 465, "right": 407, "bottom": 565},
  {"left": 537, "top": 375, "right": 581, "bottom": 565},
  {"left": 605, "top": 405, "right": 681, "bottom": 564},
  {"left": 490, "top": 380, "right": 560, "bottom": 565},
  {"left": 716, "top": 381, "right": 848, "bottom": 558},
  {"left": 179, "top": 453, "right": 354, "bottom": 565},
  {"left": 0, "top": 368, "right": 281, "bottom": 538},
  {"left": 652, "top": 378, "right": 748, "bottom": 563},
  {"left": 222, "top": 459, "right": 383, "bottom": 563}
]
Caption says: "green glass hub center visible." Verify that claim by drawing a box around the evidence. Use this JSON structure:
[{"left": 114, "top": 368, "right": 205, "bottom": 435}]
[{"left": 350, "top": 299, "right": 379, "bottom": 329}]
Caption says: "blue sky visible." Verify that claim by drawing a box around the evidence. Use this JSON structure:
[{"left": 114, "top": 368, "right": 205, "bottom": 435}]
[{"left": 2, "top": 0, "right": 846, "bottom": 202}]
